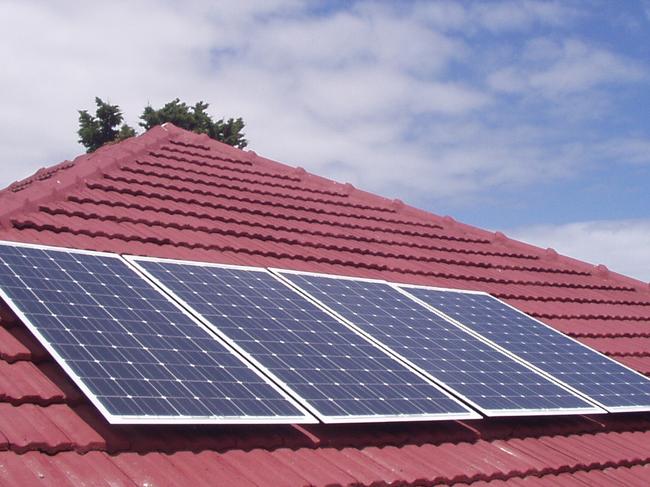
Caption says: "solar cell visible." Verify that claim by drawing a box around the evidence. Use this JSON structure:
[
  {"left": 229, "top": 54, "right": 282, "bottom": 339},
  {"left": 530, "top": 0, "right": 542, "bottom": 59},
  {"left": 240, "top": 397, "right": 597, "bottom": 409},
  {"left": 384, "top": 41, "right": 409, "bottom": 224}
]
[
  {"left": 275, "top": 270, "right": 603, "bottom": 416},
  {"left": 0, "top": 241, "right": 314, "bottom": 424},
  {"left": 400, "top": 286, "right": 650, "bottom": 413},
  {"left": 129, "top": 257, "right": 479, "bottom": 423}
]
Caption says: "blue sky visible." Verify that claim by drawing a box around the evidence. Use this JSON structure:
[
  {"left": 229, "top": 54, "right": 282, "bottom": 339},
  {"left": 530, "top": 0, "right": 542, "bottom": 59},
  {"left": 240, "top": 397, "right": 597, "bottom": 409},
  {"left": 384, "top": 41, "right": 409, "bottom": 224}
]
[{"left": 0, "top": 1, "right": 649, "bottom": 281}]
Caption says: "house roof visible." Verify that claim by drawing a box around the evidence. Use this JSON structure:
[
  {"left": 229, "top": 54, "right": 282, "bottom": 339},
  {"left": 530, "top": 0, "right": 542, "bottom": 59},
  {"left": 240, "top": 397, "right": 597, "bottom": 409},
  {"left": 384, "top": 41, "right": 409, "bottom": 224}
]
[{"left": 0, "top": 123, "right": 649, "bottom": 486}]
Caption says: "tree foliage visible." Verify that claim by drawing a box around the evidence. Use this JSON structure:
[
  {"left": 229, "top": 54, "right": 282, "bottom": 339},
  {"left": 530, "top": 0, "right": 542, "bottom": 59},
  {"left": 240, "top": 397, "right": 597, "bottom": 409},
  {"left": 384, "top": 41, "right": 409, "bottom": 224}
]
[
  {"left": 77, "top": 97, "right": 247, "bottom": 153},
  {"left": 140, "top": 99, "right": 247, "bottom": 149},
  {"left": 77, "top": 97, "right": 136, "bottom": 152}
]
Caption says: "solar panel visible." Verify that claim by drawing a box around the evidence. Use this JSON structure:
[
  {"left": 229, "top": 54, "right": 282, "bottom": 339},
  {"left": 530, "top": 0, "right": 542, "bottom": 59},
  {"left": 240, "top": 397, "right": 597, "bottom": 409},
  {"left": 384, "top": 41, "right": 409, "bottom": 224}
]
[
  {"left": 275, "top": 270, "right": 603, "bottom": 416},
  {"left": 400, "top": 285, "right": 650, "bottom": 413},
  {"left": 0, "top": 241, "right": 314, "bottom": 424},
  {"left": 128, "top": 256, "right": 479, "bottom": 423}
]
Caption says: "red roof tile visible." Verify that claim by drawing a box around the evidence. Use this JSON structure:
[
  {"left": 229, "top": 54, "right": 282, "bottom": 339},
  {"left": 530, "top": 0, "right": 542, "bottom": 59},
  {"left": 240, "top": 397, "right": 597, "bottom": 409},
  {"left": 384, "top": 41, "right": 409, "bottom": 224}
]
[{"left": 0, "top": 123, "right": 649, "bottom": 485}]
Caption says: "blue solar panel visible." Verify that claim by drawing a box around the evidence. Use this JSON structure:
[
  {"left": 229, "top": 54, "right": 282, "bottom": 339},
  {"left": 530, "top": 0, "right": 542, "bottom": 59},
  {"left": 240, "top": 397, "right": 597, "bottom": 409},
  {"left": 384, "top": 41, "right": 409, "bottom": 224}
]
[
  {"left": 276, "top": 270, "right": 602, "bottom": 416},
  {"left": 401, "top": 286, "right": 650, "bottom": 412},
  {"left": 129, "top": 257, "right": 479, "bottom": 423},
  {"left": 0, "top": 241, "right": 313, "bottom": 424}
]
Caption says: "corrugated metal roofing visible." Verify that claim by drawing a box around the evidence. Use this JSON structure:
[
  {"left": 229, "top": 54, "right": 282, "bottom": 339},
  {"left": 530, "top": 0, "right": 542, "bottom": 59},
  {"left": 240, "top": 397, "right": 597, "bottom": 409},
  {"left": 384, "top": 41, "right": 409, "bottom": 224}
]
[{"left": 0, "top": 123, "right": 648, "bottom": 486}]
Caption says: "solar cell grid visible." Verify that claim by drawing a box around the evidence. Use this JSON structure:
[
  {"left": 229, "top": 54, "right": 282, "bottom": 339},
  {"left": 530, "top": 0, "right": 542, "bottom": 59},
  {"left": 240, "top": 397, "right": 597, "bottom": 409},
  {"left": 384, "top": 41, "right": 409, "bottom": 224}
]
[
  {"left": 403, "top": 287, "right": 650, "bottom": 412},
  {"left": 130, "top": 257, "right": 478, "bottom": 423},
  {"left": 0, "top": 241, "right": 313, "bottom": 424},
  {"left": 276, "top": 270, "right": 602, "bottom": 416}
]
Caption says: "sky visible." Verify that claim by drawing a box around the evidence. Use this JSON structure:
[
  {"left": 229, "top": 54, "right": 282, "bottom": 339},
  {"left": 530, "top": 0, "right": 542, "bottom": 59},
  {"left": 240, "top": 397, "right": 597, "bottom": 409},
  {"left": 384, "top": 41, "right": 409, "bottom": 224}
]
[{"left": 0, "top": 0, "right": 649, "bottom": 281}]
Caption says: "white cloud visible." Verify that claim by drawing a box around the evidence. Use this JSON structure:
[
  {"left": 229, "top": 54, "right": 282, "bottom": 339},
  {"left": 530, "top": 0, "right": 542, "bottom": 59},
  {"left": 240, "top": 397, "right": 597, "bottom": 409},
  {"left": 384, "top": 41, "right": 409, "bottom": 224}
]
[
  {"left": 247, "top": 9, "right": 465, "bottom": 74},
  {"left": 0, "top": 0, "right": 488, "bottom": 196},
  {"left": 488, "top": 38, "right": 646, "bottom": 96},
  {"left": 416, "top": 0, "right": 578, "bottom": 32},
  {"left": 530, "top": 40, "right": 646, "bottom": 93},
  {"left": 0, "top": 0, "right": 222, "bottom": 183},
  {"left": 510, "top": 219, "right": 650, "bottom": 283},
  {"left": 596, "top": 137, "right": 650, "bottom": 166},
  {"left": 471, "top": 0, "right": 576, "bottom": 31},
  {"left": 0, "top": 0, "right": 646, "bottom": 216}
]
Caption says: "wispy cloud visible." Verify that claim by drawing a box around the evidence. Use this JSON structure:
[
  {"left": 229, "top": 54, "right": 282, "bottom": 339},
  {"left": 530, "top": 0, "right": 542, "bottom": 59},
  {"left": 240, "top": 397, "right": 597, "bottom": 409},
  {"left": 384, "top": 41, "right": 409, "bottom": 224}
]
[
  {"left": 488, "top": 38, "right": 647, "bottom": 96},
  {"left": 416, "top": 0, "right": 578, "bottom": 32},
  {"left": 596, "top": 137, "right": 650, "bottom": 166}
]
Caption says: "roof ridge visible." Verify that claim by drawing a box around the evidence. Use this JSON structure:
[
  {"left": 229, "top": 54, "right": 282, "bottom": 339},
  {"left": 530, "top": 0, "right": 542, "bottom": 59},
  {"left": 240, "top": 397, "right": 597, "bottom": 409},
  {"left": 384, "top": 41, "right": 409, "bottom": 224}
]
[
  {"left": 441, "top": 221, "right": 650, "bottom": 293},
  {"left": 6, "top": 160, "right": 76, "bottom": 193},
  {"left": 498, "top": 231, "right": 650, "bottom": 293},
  {"left": 238, "top": 148, "right": 461, "bottom": 230},
  {"left": 239, "top": 146, "right": 650, "bottom": 293},
  {"left": 0, "top": 125, "right": 173, "bottom": 230}
]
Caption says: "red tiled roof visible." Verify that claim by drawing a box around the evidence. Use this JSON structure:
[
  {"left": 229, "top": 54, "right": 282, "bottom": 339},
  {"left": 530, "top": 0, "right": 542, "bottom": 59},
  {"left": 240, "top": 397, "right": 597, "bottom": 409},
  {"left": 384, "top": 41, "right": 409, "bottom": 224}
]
[{"left": 0, "top": 123, "right": 649, "bottom": 486}]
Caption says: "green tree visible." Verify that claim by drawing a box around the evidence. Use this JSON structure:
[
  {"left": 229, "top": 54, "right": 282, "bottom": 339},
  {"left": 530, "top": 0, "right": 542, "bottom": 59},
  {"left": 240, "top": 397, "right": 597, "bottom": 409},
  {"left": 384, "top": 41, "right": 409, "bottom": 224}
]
[
  {"left": 77, "top": 97, "right": 136, "bottom": 153},
  {"left": 78, "top": 97, "right": 248, "bottom": 152},
  {"left": 215, "top": 117, "right": 247, "bottom": 149},
  {"left": 140, "top": 98, "right": 248, "bottom": 149}
]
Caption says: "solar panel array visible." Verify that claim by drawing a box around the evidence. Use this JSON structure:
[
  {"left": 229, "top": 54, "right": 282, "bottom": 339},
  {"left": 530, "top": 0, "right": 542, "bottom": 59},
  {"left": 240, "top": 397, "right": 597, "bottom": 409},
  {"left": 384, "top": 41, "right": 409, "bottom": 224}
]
[
  {"left": 401, "top": 286, "right": 650, "bottom": 412},
  {"left": 129, "top": 258, "right": 477, "bottom": 423},
  {"left": 0, "top": 242, "right": 312, "bottom": 424},
  {"left": 1, "top": 239, "right": 646, "bottom": 424},
  {"left": 275, "top": 271, "right": 600, "bottom": 416}
]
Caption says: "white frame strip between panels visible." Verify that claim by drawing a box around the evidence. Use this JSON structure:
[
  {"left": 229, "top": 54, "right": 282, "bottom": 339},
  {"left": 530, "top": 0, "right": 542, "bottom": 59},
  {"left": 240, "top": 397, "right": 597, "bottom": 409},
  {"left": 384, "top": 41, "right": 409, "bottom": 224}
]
[
  {"left": 127, "top": 256, "right": 481, "bottom": 424},
  {"left": 272, "top": 268, "right": 605, "bottom": 417},
  {"left": 0, "top": 240, "right": 316, "bottom": 425},
  {"left": 396, "top": 283, "right": 650, "bottom": 414}
]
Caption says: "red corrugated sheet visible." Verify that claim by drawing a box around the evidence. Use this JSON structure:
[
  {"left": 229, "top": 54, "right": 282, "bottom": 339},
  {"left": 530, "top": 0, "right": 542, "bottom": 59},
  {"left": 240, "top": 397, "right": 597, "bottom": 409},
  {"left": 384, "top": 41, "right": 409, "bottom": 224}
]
[{"left": 0, "top": 123, "right": 648, "bottom": 486}]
